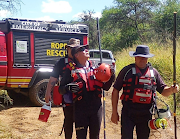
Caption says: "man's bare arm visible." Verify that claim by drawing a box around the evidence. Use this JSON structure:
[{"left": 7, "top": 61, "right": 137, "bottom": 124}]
[
  {"left": 45, "top": 76, "right": 58, "bottom": 103},
  {"left": 161, "top": 85, "right": 179, "bottom": 97},
  {"left": 111, "top": 88, "right": 120, "bottom": 124}
]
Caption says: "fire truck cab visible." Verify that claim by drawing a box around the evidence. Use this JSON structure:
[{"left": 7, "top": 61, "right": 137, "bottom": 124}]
[{"left": 0, "top": 18, "right": 88, "bottom": 106}]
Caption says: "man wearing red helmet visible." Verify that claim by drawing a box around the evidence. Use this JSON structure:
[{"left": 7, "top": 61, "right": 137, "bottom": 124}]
[
  {"left": 111, "top": 45, "right": 179, "bottom": 139},
  {"left": 59, "top": 45, "right": 115, "bottom": 139}
]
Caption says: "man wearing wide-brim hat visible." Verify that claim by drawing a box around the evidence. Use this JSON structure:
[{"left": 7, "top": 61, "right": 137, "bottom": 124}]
[
  {"left": 45, "top": 38, "right": 80, "bottom": 139},
  {"left": 111, "top": 45, "right": 179, "bottom": 139}
]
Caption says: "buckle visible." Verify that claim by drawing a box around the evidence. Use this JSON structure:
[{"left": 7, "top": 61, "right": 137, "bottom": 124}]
[{"left": 77, "top": 96, "right": 82, "bottom": 100}]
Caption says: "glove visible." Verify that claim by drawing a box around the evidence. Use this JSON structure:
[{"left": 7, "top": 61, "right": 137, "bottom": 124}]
[
  {"left": 58, "top": 82, "right": 80, "bottom": 95},
  {"left": 65, "top": 82, "right": 80, "bottom": 93}
]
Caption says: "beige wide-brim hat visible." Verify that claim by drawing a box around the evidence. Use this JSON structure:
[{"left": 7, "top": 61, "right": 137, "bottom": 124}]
[{"left": 65, "top": 38, "right": 80, "bottom": 48}]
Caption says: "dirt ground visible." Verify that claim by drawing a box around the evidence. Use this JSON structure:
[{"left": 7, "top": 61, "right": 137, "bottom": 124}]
[{"left": 0, "top": 88, "right": 180, "bottom": 139}]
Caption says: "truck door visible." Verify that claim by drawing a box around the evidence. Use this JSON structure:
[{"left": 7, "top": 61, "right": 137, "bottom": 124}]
[{"left": 0, "top": 31, "right": 7, "bottom": 86}]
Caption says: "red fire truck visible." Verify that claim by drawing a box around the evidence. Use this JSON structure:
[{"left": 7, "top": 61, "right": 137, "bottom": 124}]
[{"left": 0, "top": 18, "right": 88, "bottom": 106}]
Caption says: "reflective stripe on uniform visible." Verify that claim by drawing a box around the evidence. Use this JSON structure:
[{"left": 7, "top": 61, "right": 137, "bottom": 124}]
[
  {"left": 135, "top": 92, "right": 151, "bottom": 97},
  {"left": 139, "top": 79, "right": 151, "bottom": 84}
]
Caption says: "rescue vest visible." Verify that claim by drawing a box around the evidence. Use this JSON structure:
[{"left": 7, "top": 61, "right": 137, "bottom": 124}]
[
  {"left": 64, "top": 59, "right": 103, "bottom": 102},
  {"left": 120, "top": 64, "right": 157, "bottom": 104}
]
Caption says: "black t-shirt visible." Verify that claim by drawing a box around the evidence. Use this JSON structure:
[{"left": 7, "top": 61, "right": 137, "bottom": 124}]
[
  {"left": 113, "top": 64, "right": 167, "bottom": 94},
  {"left": 51, "top": 57, "right": 67, "bottom": 79}
]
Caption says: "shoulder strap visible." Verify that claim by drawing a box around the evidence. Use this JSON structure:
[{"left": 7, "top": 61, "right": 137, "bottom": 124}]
[
  {"left": 67, "top": 58, "right": 76, "bottom": 70},
  {"left": 147, "top": 62, "right": 156, "bottom": 82},
  {"left": 132, "top": 67, "right": 136, "bottom": 75},
  {"left": 89, "top": 60, "right": 92, "bottom": 67},
  {"left": 65, "top": 57, "right": 68, "bottom": 64},
  {"left": 129, "top": 64, "right": 136, "bottom": 99},
  {"left": 123, "top": 64, "right": 135, "bottom": 81}
]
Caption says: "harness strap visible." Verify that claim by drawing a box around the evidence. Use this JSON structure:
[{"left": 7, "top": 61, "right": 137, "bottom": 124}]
[
  {"left": 65, "top": 57, "right": 68, "bottom": 64},
  {"left": 72, "top": 73, "right": 84, "bottom": 102},
  {"left": 132, "top": 67, "right": 136, "bottom": 74},
  {"left": 129, "top": 70, "right": 136, "bottom": 100}
]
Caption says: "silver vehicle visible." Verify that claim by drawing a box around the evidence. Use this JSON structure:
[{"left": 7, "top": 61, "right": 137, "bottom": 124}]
[{"left": 89, "top": 49, "right": 116, "bottom": 71}]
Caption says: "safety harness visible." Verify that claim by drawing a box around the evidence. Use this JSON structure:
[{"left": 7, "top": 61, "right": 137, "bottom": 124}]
[
  {"left": 63, "top": 58, "right": 103, "bottom": 102},
  {"left": 71, "top": 61, "right": 103, "bottom": 101},
  {"left": 120, "top": 63, "right": 157, "bottom": 104}
]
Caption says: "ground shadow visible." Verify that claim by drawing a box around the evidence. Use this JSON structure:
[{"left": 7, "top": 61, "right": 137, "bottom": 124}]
[
  {"left": 0, "top": 93, "right": 34, "bottom": 111},
  {"left": 0, "top": 92, "right": 62, "bottom": 111}
]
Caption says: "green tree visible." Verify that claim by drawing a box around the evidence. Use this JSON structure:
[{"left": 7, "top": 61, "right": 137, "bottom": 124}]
[
  {"left": 73, "top": 10, "right": 99, "bottom": 49},
  {"left": 152, "top": 0, "right": 180, "bottom": 42},
  {"left": 0, "top": 0, "right": 23, "bottom": 15},
  {"left": 100, "top": 0, "right": 159, "bottom": 51}
]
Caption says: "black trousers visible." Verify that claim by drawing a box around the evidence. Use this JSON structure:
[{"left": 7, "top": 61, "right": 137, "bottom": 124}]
[
  {"left": 63, "top": 105, "right": 74, "bottom": 139},
  {"left": 121, "top": 104, "right": 152, "bottom": 139},
  {"left": 74, "top": 98, "right": 102, "bottom": 139}
]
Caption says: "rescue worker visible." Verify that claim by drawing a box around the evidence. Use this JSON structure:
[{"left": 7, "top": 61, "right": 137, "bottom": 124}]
[
  {"left": 45, "top": 38, "right": 80, "bottom": 139},
  {"left": 111, "top": 45, "right": 179, "bottom": 139},
  {"left": 59, "top": 45, "right": 115, "bottom": 139}
]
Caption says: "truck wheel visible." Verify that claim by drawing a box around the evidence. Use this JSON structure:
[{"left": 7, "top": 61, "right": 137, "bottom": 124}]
[{"left": 29, "top": 79, "right": 50, "bottom": 106}]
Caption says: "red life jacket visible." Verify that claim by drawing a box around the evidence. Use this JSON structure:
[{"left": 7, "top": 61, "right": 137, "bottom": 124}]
[
  {"left": 120, "top": 64, "right": 156, "bottom": 104},
  {"left": 65, "top": 60, "right": 103, "bottom": 101}
]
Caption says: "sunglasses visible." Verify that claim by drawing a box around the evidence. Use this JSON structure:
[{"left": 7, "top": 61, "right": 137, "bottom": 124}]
[{"left": 77, "top": 46, "right": 89, "bottom": 52}]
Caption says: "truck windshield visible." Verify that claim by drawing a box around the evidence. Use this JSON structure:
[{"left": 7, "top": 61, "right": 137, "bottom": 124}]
[{"left": 89, "top": 51, "right": 111, "bottom": 59}]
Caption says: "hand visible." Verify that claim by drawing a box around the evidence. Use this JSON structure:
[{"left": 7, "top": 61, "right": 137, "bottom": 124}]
[
  {"left": 171, "top": 84, "right": 179, "bottom": 93},
  {"left": 65, "top": 82, "right": 80, "bottom": 93},
  {"left": 45, "top": 92, "right": 52, "bottom": 103},
  {"left": 109, "top": 64, "right": 115, "bottom": 75},
  {"left": 111, "top": 112, "right": 119, "bottom": 124}
]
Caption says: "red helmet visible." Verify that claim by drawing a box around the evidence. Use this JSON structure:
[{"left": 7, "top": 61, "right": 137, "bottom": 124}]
[{"left": 94, "top": 63, "right": 111, "bottom": 82}]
